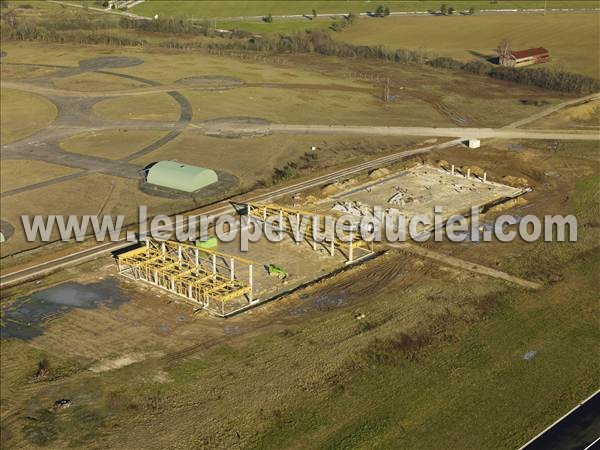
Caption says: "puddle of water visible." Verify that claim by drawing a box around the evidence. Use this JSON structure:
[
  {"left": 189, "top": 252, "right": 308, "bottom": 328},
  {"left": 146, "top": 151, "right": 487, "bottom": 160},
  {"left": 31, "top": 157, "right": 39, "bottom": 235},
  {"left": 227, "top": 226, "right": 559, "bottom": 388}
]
[
  {"left": 1, "top": 279, "right": 128, "bottom": 340},
  {"left": 224, "top": 324, "right": 241, "bottom": 336},
  {"left": 158, "top": 323, "right": 172, "bottom": 335},
  {"left": 288, "top": 294, "right": 345, "bottom": 316}
]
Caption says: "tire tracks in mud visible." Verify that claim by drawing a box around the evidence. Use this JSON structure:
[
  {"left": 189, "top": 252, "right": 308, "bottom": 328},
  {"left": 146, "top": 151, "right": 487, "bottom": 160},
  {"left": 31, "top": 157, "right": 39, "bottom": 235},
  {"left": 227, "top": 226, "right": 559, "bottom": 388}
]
[{"left": 159, "top": 253, "right": 407, "bottom": 364}]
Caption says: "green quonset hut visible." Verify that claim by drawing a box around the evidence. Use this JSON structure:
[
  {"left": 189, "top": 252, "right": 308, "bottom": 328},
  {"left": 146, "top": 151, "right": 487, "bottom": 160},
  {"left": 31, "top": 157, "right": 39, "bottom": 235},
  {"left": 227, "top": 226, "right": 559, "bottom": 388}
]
[{"left": 145, "top": 161, "right": 218, "bottom": 193}]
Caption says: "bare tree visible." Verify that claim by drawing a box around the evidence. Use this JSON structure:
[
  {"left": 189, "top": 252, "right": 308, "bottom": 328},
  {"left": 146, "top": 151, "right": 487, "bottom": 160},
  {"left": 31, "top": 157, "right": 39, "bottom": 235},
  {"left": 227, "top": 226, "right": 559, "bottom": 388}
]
[{"left": 497, "top": 39, "right": 511, "bottom": 58}]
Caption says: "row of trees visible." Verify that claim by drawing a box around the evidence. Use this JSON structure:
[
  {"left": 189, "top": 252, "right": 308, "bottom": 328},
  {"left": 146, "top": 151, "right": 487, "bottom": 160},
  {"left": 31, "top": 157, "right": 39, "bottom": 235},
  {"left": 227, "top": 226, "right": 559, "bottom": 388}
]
[
  {"left": 440, "top": 4, "right": 476, "bottom": 15},
  {"left": 204, "top": 30, "right": 598, "bottom": 94}
]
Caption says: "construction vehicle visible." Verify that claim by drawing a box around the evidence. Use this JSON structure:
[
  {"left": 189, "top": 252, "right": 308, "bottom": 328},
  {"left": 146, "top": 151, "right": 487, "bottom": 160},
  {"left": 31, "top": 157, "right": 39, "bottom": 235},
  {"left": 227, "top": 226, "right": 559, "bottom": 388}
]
[
  {"left": 268, "top": 264, "right": 288, "bottom": 279},
  {"left": 195, "top": 235, "right": 218, "bottom": 257}
]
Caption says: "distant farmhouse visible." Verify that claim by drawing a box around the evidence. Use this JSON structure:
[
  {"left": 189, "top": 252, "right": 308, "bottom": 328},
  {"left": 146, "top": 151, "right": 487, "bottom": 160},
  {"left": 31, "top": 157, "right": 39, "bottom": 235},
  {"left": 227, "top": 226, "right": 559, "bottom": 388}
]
[{"left": 500, "top": 47, "right": 551, "bottom": 68}]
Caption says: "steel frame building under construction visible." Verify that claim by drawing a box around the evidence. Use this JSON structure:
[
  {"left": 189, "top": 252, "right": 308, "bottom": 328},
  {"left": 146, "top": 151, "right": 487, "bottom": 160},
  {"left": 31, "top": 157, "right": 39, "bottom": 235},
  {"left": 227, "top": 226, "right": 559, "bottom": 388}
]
[
  {"left": 117, "top": 238, "right": 254, "bottom": 317},
  {"left": 116, "top": 202, "right": 374, "bottom": 316}
]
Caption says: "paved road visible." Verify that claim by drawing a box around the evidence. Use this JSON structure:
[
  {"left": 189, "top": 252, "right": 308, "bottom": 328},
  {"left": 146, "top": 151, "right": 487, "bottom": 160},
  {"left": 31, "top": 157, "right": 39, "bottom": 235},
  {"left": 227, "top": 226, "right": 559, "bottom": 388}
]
[
  {"left": 233, "top": 124, "right": 600, "bottom": 141},
  {"left": 520, "top": 390, "right": 600, "bottom": 450}
]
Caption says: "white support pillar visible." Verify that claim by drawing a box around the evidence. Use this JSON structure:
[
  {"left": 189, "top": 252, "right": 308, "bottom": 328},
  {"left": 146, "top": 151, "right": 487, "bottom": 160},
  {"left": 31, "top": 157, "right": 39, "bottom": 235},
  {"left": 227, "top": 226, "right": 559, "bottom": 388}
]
[
  {"left": 467, "top": 168, "right": 471, "bottom": 179},
  {"left": 146, "top": 239, "right": 150, "bottom": 248},
  {"left": 195, "top": 248, "right": 199, "bottom": 266},
  {"left": 161, "top": 242, "right": 166, "bottom": 254},
  {"left": 248, "top": 264, "right": 253, "bottom": 302},
  {"left": 171, "top": 277, "right": 175, "bottom": 291},
  {"left": 451, "top": 164, "right": 455, "bottom": 176},
  {"left": 330, "top": 239, "right": 335, "bottom": 256},
  {"left": 348, "top": 231, "right": 354, "bottom": 263},
  {"left": 178, "top": 245, "right": 182, "bottom": 261},
  {"left": 263, "top": 206, "right": 267, "bottom": 221},
  {"left": 230, "top": 258, "right": 235, "bottom": 281},
  {"left": 154, "top": 270, "right": 158, "bottom": 284},
  {"left": 212, "top": 254, "right": 216, "bottom": 273},
  {"left": 483, "top": 172, "right": 487, "bottom": 183},
  {"left": 295, "top": 212, "right": 300, "bottom": 245},
  {"left": 188, "top": 284, "right": 193, "bottom": 299},
  {"left": 279, "top": 210, "right": 284, "bottom": 234}
]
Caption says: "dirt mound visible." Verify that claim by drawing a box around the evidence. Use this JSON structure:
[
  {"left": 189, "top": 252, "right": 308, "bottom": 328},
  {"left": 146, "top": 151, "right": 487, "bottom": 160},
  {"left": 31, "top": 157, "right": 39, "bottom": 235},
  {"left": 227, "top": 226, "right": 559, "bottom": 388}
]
[
  {"left": 177, "top": 75, "right": 245, "bottom": 89},
  {"left": 436, "top": 159, "right": 451, "bottom": 170},
  {"left": 462, "top": 165, "right": 485, "bottom": 178},
  {"left": 201, "top": 117, "right": 270, "bottom": 126},
  {"left": 369, "top": 167, "right": 390, "bottom": 179},
  {"left": 78, "top": 56, "right": 144, "bottom": 70},
  {"left": 0, "top": 220, "right": 14, "bottom": 242},
  {"left": 303, "top": 194, "right": 318, "bottom": 204},
  {"left": 320, "top": 184, "right": 340, "bottom": 197},
  {"left": 502, "top": 175, "right": 529, "bottom": 187},
  {"left": 486, "top": 196, "right": 528, "bottom": 214}
]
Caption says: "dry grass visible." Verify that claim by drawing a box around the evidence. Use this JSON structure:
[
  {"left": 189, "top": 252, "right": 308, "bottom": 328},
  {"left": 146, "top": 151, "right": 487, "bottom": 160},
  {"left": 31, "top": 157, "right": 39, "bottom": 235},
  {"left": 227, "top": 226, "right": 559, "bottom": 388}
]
[
  {"left": 93, "top": 93, "right": 181, "bottom": 122},
  {"left": 60, "top": 129, "right": 171, "bottom": 160},
  {"left": 0, "top": 160, "right": 78, "bottom": 192},
  {"left": 52, "top": 72, "right": 147, "bottom": 92},
  {"left": 0, "top": 88, "right": 57, "bottom": 144}
]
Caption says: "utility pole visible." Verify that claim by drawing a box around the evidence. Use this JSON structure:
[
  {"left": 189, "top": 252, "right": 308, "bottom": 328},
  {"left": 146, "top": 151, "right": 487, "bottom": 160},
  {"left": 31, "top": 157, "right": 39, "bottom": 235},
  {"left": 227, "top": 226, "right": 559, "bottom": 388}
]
[{"left": 383, "top": 78, "right": 390, "bottom": 102}]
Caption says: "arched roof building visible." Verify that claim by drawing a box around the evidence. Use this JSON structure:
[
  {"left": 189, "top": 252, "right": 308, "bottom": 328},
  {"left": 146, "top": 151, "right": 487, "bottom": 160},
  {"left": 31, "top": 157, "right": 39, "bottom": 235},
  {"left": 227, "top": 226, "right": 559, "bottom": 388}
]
[{"left": 145, "top": 161, "right": 218, "bottom": 193}]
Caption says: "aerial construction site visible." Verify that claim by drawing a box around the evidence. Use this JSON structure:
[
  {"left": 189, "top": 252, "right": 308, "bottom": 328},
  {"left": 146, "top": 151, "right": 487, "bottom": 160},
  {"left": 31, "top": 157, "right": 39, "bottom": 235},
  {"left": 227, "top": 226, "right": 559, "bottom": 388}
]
[{"left": 0, "top": 1, "right": 599, "bottom": 449}]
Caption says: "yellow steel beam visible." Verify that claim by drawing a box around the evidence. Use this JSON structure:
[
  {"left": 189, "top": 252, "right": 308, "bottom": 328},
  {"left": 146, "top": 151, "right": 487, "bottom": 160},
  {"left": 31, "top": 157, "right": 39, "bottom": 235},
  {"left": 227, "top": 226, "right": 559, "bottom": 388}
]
[{"left": 160, "top": 239, "right": 255, "bottom": 265}]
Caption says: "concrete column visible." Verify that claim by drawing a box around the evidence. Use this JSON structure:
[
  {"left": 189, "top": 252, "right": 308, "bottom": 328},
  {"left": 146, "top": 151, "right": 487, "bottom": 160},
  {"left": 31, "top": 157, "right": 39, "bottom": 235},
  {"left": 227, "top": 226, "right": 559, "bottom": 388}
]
[
  {"left": 263, "top": 207, "right": 267, "bottom": 221},
  {"left": 467, "top": 168, "right": 471, "bottom": 179},
  {"left": 248, "top": 264, "right": 253, "bottom": 302},
  {"left": 212, "top": 254, "right": 216, "bottom": 273},
  {"left": 146, "top": 239, "right": 150, "bottom": 248},
  {"left": 451, "top": 164, "right": 455, "bottom": 176},
  {"left": 230, "top": 258, "right": 235, "bottom": 281},
  {"left": 330, "top": 239, "right": 335, "bottom": 256},
  {"left": 195, "top": 248, "right": 199, "bottom": 266},
  {"left": 296, "top": 213, "right": 300, "bottom": 245},
  {"left": 171, "top": 277, "right": 175, "bottom": 291},
  {"left": 483, "top": 172, "right": 487, "bottom": 183},
  {"left": 279, "top": 210, "right": 284, "bottom": 234},
  {"left": 188, "top": 284, "right": 192, "bottom": 299},
  {"left": 348, "top": 231, "right": 354, "bottom": 263},
  {"left": 161, "top": 242, "right": 166, "bottom": 254},
  {"left": 154, "top": 270, "right": 158, "bottom": 284},
  {"left": 178, "top": 245, "right": 182, "bottom": 261}
]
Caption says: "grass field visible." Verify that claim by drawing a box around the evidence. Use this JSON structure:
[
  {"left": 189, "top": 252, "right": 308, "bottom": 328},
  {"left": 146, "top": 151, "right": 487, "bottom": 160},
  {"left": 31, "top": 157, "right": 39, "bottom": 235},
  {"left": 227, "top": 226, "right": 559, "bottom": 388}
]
[
  {"left": 337, "top": 13, "right": 600, "bottom": 77},
  {"left": 0, "top": 88, "right": 57, "bottom": 144},
  {"left": 132, "top": 1, "right": 600, "bottom": 18},
  {"left": 0, "top": 161, "right": 78, "bottom": 193},
  {"left": 93, "top": 94, "right": 181, "bottom": 121},
  {"left": 60, "top": 129, "right": 172, "bottom": 160}
]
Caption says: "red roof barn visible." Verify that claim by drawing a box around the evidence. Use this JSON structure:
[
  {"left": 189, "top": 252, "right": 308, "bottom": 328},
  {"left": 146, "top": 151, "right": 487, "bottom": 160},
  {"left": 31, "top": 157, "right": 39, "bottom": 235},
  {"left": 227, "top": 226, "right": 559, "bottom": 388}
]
[{"left": 500, "top": 47, "right": 550, "bottom": 68}]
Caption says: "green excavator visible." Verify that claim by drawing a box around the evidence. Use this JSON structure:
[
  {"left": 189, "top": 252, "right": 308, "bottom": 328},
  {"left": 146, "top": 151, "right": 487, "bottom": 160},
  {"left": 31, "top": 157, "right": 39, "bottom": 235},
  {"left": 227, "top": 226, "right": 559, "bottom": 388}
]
[{"left": 268, "top": 264, "right": 288, "bottom": 279}]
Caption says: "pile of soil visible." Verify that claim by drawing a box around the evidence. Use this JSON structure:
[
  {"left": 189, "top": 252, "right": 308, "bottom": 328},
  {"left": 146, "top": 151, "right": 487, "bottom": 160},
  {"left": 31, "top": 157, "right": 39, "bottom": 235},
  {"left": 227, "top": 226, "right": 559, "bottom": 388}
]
[
  {"left": 502, "top": 175, "right": 529, "bottom": 187},
  {"left": 462, "top": 165, "right": 485, "bottom": 178},
  {"left": 369, "top": 167, "right": 391, "bottom": 179}
]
